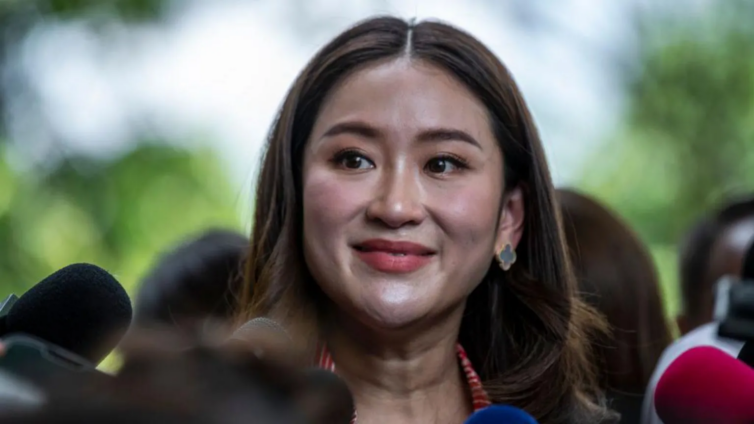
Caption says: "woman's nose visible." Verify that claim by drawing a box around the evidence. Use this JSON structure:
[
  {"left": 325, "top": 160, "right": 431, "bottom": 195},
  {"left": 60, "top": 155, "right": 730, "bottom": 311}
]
[{"left": 365, "top": 168, "right": 427, "bottom": 229}]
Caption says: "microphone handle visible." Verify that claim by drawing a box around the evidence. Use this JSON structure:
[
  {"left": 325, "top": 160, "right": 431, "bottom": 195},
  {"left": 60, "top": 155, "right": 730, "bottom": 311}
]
[
  {"left": 737, "top": 340, "right": 754, "bottom": 368},
  {"left": 0, "top": 294, "right": 18, "bottom": 337}
]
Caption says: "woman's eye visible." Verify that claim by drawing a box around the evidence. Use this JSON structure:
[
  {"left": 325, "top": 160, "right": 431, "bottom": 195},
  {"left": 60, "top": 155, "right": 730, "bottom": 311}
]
[
  {"left": 335, "top": 151, "right": 374, "bottom": 170},
  {"left": 425, "top": 155, "right": 467, "bottom": 174}
]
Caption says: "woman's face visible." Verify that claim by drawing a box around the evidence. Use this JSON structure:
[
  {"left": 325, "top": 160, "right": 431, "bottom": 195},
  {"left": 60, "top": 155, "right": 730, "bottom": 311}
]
[{"left": 302, "top": 58, "right": 524, "bottom": 330}]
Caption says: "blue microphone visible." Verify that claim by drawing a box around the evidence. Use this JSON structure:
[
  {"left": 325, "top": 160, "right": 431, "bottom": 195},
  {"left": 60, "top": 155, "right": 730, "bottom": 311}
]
[{"left": 465, "top": 405, "right": 538, "bottom": 423}]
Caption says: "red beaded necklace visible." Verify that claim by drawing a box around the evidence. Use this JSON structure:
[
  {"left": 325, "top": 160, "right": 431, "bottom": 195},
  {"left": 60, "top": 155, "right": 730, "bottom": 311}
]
[{"left": 316, "top": 343, "right": 491, "bottom": 423}]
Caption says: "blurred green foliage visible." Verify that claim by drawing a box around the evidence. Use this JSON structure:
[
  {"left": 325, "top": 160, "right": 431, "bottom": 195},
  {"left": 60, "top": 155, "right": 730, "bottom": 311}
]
[
  {"left": 0, "top": 0, "right": 238, "bottom": 292},
  {"left": 0, "top": 141, "right": 243, "bottom": 371},
  {"left": 0, "top": 0, "right": 166, "bottom": 21},
  {"left": 0, "top": 142, "right": 242, "bottom": 295},
  {"left": 0, "top": 0, "right": 242, "bottom": 372},
  {"left": 43, "top": 0, "right": 166, "bottom": 21},
  {"left": 578, "top": 4, "right": 754, "bottom": 319}
]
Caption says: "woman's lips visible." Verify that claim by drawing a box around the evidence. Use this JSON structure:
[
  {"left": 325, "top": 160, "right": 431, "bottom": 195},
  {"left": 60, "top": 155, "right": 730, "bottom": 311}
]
[{"left": 353, "top": 239, "right": 435, "bottom": 273}]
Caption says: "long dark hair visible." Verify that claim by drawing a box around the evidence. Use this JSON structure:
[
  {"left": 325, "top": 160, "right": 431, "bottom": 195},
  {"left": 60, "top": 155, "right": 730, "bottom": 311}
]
[
  {"left": 238, "top": 16, "right": 612, "bottom": 423},
  {"left": 557, "top": 188, "right": 673, "bottom": 393}
]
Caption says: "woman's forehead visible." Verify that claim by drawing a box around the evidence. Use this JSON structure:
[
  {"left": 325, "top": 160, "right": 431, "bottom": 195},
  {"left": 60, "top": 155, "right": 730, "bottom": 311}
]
[{"left": 309, "top": 58, "right": 495, "bottom": 148}]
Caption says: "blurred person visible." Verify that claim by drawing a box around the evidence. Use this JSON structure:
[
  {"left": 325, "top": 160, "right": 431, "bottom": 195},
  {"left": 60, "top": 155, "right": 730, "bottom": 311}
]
[
  {"left": 237, "top": 16, "right": 616, "bottom": 424},
  {"left": 675, "top": 195, "right": 754, "bottom": 335},
  {"left": 0, "top": 326, "right": 353, "bottom": 424},
  {"left": 0, "top": 407, "right": 216, "bottom": 424},
  {"left": 642, "top": 195, "right": 754, "bottom": 424},
  {"left": 133, "top": 229, "right": 248, "bottom": 338},
  {"left": 557, "top": 189, "right": 673, "bottom": 424}
]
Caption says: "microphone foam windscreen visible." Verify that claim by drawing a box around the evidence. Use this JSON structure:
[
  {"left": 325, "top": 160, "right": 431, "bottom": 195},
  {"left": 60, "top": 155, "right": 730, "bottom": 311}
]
[
  {"left": 464, "top": 405, "right": 538, "bottom": 423},
  {"left": 654, "top": 346, "right": 754, "bottom": 423},
  {"left": 7, "top": 264, "right": 132, "bottom": 364}
]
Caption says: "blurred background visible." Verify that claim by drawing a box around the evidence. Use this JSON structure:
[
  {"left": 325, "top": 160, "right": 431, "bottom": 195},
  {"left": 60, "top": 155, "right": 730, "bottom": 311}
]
[{"left": 1, "top": 0, "right": 753, "bottom": 359}]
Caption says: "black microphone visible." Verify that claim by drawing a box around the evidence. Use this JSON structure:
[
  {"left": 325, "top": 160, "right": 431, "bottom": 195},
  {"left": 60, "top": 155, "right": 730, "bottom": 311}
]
[
  {"left": 743, "top": 239, "right": 754, "bottom": 281},
  {"left": 0, "top": 295, "right": 18, "bottom": 335},
  {"left": 1, "top": 263, "right": 133, "bottom": 365},
  {"left": 735, "top": 242, "right": 754, "bottom": 367},
  {"left": 717, "top": 236, "right": 754, "bottom": 341},
  {"left": 737, "top": 340, "right": 754, "bottom": 367}
]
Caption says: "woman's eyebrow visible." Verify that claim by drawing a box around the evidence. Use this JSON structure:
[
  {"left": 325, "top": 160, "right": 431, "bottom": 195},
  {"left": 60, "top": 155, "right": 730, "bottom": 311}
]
[{"left": 321, "top": 121, "right": 482, "bottom": 151}]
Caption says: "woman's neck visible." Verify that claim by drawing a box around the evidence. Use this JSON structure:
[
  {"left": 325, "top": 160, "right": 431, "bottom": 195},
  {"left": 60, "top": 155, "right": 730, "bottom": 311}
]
[{"left": 325, "top": 309, "right": 472, "bottom": 424}]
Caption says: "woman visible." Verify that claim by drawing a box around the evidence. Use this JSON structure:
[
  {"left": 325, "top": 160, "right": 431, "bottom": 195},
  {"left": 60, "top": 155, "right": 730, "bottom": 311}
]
[
  {"left": 238, "top": 16, "right": 613, "bottom": 423},
  {"left": 557, "top": 189, "right": 673, "bottom": 423}
]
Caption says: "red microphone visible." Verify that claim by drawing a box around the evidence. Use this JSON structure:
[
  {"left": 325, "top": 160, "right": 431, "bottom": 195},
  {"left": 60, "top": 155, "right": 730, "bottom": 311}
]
[{"left": 654, "top": 346, "right": 754, "bottom": 423}]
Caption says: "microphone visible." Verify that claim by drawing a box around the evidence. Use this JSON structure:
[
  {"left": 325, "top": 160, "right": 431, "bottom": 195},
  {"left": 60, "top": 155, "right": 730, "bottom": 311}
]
[
  {"left": 654, "top": 346, "right": 754, "bottom": 423},
  {"left": 464, "top": 405, "right": 538, "bottom": 423},
  {"left": 728, "top": 242, "right": 754, "bottom": 366},
  {"left": 0, "top": 294, "right": 18, "bottom": 334},
  {"left": 738, "top": 339, "right": 754, "bottom": 368},
  {"left": 1, "top": 263, "right": 133, "bottom": 365},
  {"left": 743, "top": 239, "right": 754, "bottom": 281}
]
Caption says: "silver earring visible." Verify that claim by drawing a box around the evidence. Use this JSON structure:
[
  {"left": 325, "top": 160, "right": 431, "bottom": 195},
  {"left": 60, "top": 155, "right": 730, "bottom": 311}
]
[{"left": 495, "top": 243, "right": 516, "bottom": 271}]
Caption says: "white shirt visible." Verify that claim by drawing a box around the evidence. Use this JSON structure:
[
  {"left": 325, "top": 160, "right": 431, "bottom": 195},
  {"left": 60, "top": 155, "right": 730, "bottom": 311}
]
[{"left": 641, "top": 322, "right": 745, "bottom": 424}]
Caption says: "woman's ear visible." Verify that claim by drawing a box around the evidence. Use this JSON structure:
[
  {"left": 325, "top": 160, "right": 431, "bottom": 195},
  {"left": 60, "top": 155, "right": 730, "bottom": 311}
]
[{"left": 494, "top": 186, "right": 525, "bottom": 253}]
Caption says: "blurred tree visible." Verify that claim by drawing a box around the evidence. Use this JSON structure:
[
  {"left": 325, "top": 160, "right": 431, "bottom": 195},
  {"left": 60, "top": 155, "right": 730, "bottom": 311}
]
[
  {"left": 0, "top": 0, "right": 168, "bottom": 21},
  {"left": 0, "top": 1, "right": 247, "bottom": 371},
  {"left": 41, "top": 0, "right": 167, "bottom": 21},
  {"left": 0, "top": 140, "right": 243, "bottom": 371},
  {"left": 0, "top": 141, "right": 242, "bottom": 296},
  {"left": 578, "top": 2, "right": 754, "bottom": 315}
]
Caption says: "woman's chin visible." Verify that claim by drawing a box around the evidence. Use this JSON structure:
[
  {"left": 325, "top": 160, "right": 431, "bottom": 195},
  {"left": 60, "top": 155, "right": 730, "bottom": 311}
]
[
  {"left": 357, "top": 298, "right": 434, "bottom": 331},
  {"left": 331, "top": 282, "right": 453, "bottom": 332}
]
